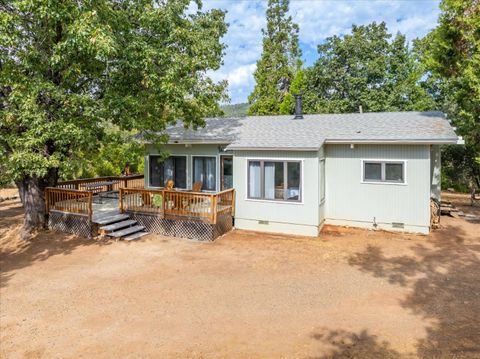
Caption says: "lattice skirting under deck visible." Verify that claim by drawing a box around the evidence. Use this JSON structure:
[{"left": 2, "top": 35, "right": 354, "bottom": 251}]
[
  {"left": 128, "top": 212, "right": 233, "bottom": 241},
  {"left": 48, "top": 210, "right": 93, "bottom": 238}
]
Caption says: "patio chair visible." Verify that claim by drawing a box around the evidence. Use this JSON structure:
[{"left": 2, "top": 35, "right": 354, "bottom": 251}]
[
  {"left": 165, "top": 179, "right": 174, "bottom": 190},
  {"left": 192, "top": 181, "right": 203, "bottom": 192}
]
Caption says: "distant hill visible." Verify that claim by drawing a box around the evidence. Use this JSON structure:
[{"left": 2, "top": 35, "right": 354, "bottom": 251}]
[{"left": 220, "top": 103, "right": 249, "bottom": 117}]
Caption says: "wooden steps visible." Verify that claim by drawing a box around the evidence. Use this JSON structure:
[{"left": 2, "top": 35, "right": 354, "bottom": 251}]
[
  {"left": 123, "top": 232, "right": 149, "bottom": 241},
  {"left": 100, "top": 219, "right": 137, "bottom": 232},
  {"left": 93, "top": 213, "right": 129, "bottom": 225},
  {"left": 93, "top": 211, "right": 148, "bottom": 240},
  {"left": 108, "top": 225, "right": 145, "bottom": 238}
]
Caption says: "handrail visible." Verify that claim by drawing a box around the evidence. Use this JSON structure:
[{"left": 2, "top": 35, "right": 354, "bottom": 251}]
[
  {"left": 56, "top": 174, "right": 144, "bottom": 192},
  {"left": 119, "top": 187, "right": 235, "bottom": 224},
  {"left": 45, "top": 187, "right": 93, "bottom": 221}
]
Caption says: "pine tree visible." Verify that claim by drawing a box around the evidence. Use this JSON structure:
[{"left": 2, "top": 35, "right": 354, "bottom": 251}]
[
  {"left": 303, "top": 22, "right": 435, "bottom": 114},
  {"left": 248, "top": 0, "right": 301, "bottom": 115}
]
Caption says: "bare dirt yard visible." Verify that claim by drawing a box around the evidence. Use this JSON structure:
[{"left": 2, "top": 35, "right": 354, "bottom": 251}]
[{"left": 1, "top": 190, "right": 479, "bottom": 358}]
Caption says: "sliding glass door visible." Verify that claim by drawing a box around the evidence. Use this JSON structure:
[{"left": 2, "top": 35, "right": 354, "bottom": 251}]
[
  {"left": 149, "top": 155, "right": 187, "bottom": 188},
  {"left": 193, "top": 157, "right": 217, "bottom": 191}
]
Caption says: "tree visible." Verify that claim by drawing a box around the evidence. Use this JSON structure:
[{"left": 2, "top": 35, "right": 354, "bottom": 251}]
[
  {"left": 0, "top": 0, "right": 227, "bottom": 239},
  {"left": 248, "top": 0, "right": 301, "bottom": 115},
  {"left": 421, "top": 0, "right": 480, "bottom": 188},
  {"left": 303, "top": 22, "right": 435, "bottom": 114}
]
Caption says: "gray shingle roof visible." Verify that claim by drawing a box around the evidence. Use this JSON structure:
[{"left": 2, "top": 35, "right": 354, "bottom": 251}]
[{"left": 164, "top": 111, "right": 459, "bottom": 150}]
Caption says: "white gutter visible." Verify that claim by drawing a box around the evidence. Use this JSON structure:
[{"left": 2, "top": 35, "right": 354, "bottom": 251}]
[
  {"left": 225, "top": 146, "right": 321, "bottom": 151},
  {"left": 167, "top": 139, "right": 232, "bottom": 145},
  {"left": 324, "top": 138, "right": 460, "bottom": 145}
]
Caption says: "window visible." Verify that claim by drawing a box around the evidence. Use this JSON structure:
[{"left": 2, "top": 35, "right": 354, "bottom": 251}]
[
  {"left": 193, "top": 157, "right": 217, "bottom": 191},
  {"left": 363, "top": 161, "right": 405, "bottom": 183},
  {"left": 247, "top": 160, "right": 301, "bottom": 202},
  {"left": 149, "top": 155, "right": 187, "bottom": 188}
]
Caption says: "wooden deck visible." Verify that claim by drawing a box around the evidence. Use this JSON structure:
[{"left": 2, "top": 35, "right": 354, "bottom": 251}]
[{"left": 45, "top": 179, "right": 235, "bottom": 240}]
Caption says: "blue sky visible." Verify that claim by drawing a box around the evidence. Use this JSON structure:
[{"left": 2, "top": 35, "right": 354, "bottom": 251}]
[{"left": 200, "top": 0, "right": 441, "bottom": 104}]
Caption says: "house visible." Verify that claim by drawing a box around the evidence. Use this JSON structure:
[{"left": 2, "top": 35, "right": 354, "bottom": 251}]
[{"left": 143, "top": 100, "right": 461, "bottom": 236}]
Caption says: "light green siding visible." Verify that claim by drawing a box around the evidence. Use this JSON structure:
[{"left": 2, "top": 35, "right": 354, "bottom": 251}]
[
  {"left": 430, "top": 145, "right": 441, "bottom": 201},
  {"left": 144, "top": 143, "right": 434, "bottom": 236},
  {"left": 324, "top": 144, "right": 431, "bottom": 234},
  {"left": 233, "top": 150, "right": 320, "bottom": 236},
  {"left": 144, "top": 144, "right": 228, "bottom": 190}
]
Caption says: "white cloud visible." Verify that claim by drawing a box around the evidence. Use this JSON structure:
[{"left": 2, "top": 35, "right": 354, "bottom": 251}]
[{"left": 201, "top": 0, "right": 441, "bottom": 103}]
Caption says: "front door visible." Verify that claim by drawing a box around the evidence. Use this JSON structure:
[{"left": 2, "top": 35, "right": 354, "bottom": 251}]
[{"left": 220, "top": 155, "right": 233, "bottom": 190}]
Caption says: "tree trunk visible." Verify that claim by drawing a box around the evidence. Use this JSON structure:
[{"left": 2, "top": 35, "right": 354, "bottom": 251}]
[{"left": 16, "top": 169, "right": 58, "bottom": 240}]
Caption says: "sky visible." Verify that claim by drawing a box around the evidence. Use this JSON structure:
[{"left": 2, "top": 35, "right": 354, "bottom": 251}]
[{"left": 198, "top": 0, "right": 442, "bottom": 104}]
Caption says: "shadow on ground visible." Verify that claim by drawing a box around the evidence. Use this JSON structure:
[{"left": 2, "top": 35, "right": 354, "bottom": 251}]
[
  {"left": 338, "top": 223, "right": 480, "bottom": 358},
  {"left": 0, "top": 201, "right": 111, "bottom": 288},
  {"left": 309, "top": 328, "right": 403, "bottom": 359}
]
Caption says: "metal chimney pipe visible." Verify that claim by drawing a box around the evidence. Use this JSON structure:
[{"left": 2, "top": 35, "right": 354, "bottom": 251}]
[{"left": 294, "top": 94, "right": 303, "bottom": 119}]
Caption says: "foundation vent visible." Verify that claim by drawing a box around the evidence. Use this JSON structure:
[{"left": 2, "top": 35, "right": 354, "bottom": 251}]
[
  {"left": 258, "top": 220, "right": 269, "bottom": 225},
  {"left": 392, "top": 222, "right": 405, "bottom": 229}
]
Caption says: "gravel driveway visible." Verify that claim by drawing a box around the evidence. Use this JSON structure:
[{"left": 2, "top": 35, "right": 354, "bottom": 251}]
[{"left": 1, "top": 193, "right": 479, "bottom": 358}]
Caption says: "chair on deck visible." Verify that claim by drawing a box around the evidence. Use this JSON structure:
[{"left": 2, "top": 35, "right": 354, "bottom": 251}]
[
  {"left": 192, "top": 181, "right": 203, "bottom": 192},
  {"left": 165, "top": 180, "right": 174, "bottom": 191}
]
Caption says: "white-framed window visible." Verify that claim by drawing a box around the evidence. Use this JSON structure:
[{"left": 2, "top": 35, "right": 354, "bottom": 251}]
[
  {"left": 149, "top": 155, "right": 187, "bottom": 188},
  {"left": 362, "top": 160, "right": 406, "bottom": 184},
  {"left": 247, "top": 160, "right": 301, "bottom": 202}
]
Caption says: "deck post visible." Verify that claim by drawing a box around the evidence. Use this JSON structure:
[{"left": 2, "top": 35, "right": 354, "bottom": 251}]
[
  {"left": 162, "top": 189, "right": 166, "bottom": 218},
  {"left": 88, "top": 192, "right": 93, "bottom": 221},
  {"left": 119, "top": 188, "right": 124, "bottom": 213},
  {"left": 211, "top": 194, "right": 217, "bottom": 224}
]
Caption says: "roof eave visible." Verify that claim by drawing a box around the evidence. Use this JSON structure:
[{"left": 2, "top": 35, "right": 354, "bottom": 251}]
[
  {"left": 324, "top": 138, "right": 461, "bottom": 145},
  {"left": 225, "top": 146, "right": 321, "bottom": 151}
]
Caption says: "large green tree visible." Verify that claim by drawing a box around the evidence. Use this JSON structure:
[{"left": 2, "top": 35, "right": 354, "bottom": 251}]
[
  {"left": 0, "top": 0, "right": 227, "bottom": 238},
  {"left": 248, "top": 0, "right": 301, "bottom": 115},
  {"left": 421, "top": 0, "right": 480, "bottom": 188},
  {"left": 303, "top": 22, "right": 434, "bottom": 114}
]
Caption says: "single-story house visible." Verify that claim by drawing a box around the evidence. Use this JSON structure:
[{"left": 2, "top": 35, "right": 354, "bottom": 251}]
[{"left": 143, "top": 102, "right": 462, "bottom": 236}]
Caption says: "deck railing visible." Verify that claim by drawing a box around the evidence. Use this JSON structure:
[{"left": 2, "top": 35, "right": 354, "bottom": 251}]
[
  {"left": 45, "top": 188, "right": 93, "bottom": 220},
  {"left": 56, "top": 174, "right": 144, "bottom": 193},
  {"left": 119, "top": 188, "right": 235, "bottom": 224}
]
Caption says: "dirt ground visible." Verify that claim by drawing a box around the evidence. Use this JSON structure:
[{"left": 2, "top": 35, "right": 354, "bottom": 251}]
[{"left": 1, "top": 190, "right": 479, "bottom": 358}]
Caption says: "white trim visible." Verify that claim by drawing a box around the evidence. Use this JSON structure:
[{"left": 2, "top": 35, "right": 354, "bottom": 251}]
[
  {"left": 191, "top": 155, "right": 219, "bottom": 192},
  {"left": 227, "top": 146, "right": 320, "bottom": 151},
  {"left": 325, "top": 139, "right": 458, "bottom": 145},
  {"left": 147, "top": 154, "right": 189, "bottom": 189},
  {"left": 244, "top": 157, "right": 305, "bottom": 204},
  {"left": 360, "top": 159, "right": 408, "bottom": 185},
  {"left": 169, "top": 139, "right": 231, "bottom": 145}
]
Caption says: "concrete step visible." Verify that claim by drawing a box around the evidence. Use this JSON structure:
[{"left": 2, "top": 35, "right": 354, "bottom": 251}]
[
  {"left": 108, "top": 225, "right": 145, "bottom": 238},
  {"left": 100, "top": 220, "right": 137, "bottom": 232},
  {"left": 94, "top": 214, "right": 130, "bottom": 225},
  {"left": 123, "top": 232, "right": 149, "bottom": 241}
]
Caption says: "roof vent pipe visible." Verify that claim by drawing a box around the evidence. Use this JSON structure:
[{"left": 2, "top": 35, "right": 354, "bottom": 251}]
[{"left": 294, "top": 94, "right": 303, "bottom": 119}]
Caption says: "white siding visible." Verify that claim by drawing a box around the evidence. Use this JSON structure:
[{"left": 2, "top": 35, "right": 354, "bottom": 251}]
[
  {"left": 325, "top": 144, "right": 431, "bottom": 234},
  {"left": 233, "top": 150, "right": 320, "bottom": 236}
]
